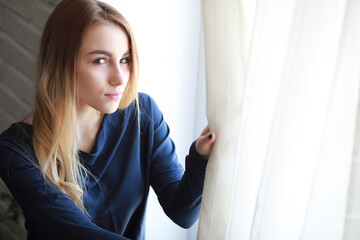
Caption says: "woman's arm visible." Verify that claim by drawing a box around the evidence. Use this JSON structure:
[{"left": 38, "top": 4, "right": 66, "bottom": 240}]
[
  {"left": 0, "top": 145, "right": 130, "bottom": 240},
  {"left": 142, "top": 94, "right": 215, "bottom": 228}
]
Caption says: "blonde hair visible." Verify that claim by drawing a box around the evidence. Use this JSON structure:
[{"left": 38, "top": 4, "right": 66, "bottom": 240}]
[{"left": 32, "top": 0, "right": 139, "bottom": 212}]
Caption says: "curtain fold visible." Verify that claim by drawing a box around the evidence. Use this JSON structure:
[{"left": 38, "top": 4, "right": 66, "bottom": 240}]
[
  {"left": 198, "top": 0, "right": 360, "bottom": 239},
  {"left": 198, "top": 0, "right": 247, "bottom": 239}
]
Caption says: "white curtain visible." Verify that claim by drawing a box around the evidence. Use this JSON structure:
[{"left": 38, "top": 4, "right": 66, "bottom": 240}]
[{"left": 198, "top": 0, "right": 360, "bottom": 239}]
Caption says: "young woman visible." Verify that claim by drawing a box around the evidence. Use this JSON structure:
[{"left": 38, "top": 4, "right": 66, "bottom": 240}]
[{"left": 0, "top": 0, "right": 215, "bottom": 239}]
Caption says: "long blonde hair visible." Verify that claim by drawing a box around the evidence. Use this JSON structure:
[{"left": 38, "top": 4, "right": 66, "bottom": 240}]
[{"left": 32, "top": 0, "right": 139, "bottom": 212}]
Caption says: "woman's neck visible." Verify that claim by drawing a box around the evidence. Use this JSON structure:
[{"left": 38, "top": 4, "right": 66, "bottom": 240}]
[{"left": 76, "top": 106, "right": 104, "bottom": 153}]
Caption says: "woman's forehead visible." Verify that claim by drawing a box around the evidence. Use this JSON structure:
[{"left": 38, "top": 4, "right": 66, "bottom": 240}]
[{"left": 81, "top": 23, "right": 129, "bottom": 54}]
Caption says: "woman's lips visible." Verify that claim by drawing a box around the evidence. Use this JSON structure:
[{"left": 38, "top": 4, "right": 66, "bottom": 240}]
[{"left": 105, "top": 92, "right": 122, "bottom": 100}]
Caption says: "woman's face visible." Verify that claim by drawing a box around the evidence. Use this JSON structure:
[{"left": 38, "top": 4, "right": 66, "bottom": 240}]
[{"left": 76, "top": 23, "right": 130, "bottom": 114}]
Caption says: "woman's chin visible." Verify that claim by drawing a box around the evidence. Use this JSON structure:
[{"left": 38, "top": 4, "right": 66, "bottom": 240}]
[
  {"left": 104, "top": 107, "right": 119, "bottom": 114},
  {"left": 97, "top": 104, "right": 120, "bottom": 114}
]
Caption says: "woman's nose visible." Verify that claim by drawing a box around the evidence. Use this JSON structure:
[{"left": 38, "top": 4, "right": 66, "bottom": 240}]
[{"left": 109, "top": 64, "right": 125, "bottom": 86}]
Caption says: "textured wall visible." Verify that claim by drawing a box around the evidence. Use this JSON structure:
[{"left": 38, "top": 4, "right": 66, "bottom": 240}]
[
  {"left": 0, "top": 0, "right": 59, "bottom": 239},
  {"left": 0, "top": 0, "right": 60, "bottom": 132}
]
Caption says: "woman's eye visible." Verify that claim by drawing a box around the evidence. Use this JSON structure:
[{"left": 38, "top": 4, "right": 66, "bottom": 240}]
[
  {"left": 120, "top": 57, "right": 130, "bottom": 64},
  {"left": 94, "top": 58, "right": 106, "bottom": 64}
]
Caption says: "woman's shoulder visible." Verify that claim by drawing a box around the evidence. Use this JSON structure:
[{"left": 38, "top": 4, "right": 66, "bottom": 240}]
[
  {"left": 138, "top": 92, "right": 162, "bottom": 114},
  {"left": 138, "top": 92, "right": 163, "bottom": 123},
  {"left": 1, "top": 122, "right": 32, "bottom": 142},
  {"left": 0, "top": 122, "right": 34, "bottom": 159},
  {"left": 138, "top": 92, "right": 156, "bottom": 107}
]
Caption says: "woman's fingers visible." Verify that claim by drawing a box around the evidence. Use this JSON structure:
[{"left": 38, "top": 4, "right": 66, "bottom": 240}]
[
  {"left": 200, "top": 125, "right": 210, "bottom": 136},
  {"left": 195, "top": 125, "right": 216, "bottom": 159}
]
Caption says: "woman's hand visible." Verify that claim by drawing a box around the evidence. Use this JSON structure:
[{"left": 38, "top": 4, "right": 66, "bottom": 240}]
[{"left": 195, "top": 125, "right": 216, "bottom": 160}]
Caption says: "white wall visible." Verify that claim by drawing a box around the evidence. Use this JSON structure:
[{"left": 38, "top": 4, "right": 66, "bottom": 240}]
[{"left": 103, "top": 1, "right": 206, "bottom": 239}]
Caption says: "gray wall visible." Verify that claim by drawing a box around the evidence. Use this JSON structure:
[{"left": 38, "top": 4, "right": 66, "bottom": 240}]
[
  {"left": 0, "top": 0, "right": 59, "bottom": 239},
  {"left": 0, "top": 0, "right": 60, "bottom": 132}
]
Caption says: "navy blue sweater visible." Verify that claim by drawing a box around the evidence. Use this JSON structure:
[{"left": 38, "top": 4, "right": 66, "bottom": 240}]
[{"left": 0, "top": 93, "right": 207, "bottom": 240}]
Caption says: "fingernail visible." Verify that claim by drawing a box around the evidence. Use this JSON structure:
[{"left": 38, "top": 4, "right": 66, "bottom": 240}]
[{"left": 208, "top": 133, "right": 213, "bottom": 139}]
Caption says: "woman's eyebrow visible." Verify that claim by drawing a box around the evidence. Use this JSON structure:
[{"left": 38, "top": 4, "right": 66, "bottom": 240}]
[
  {"left": 122, "top": 49, "right": 131, "bottom": 56},
  {"left": 86, "top": 49, "right": 131, "bottom": 57},
  {"left": 86, "top": 50, "right": 112, "bottom": 56}
]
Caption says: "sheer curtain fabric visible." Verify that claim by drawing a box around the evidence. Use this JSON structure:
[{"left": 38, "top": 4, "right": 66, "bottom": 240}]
[{"left": 198, "top": 0, "right": 360, "bottom": 239}]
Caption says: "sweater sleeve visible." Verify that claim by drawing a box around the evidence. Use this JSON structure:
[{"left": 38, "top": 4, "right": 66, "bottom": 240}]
[
  {"left": 142, "top": 94, "right": 208, "bottom": 228},
  {"left": 0, "top": 145, "right": 131, "bottom": 240}
]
